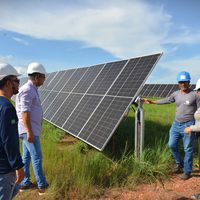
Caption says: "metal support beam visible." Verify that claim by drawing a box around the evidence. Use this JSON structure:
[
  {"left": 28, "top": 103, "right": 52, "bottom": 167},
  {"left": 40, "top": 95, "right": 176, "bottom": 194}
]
[
  {"left": 198, "top": 135, "right": 200, "bottom": 171},
  {"left": 134, "top": 97, "right": 145, "bottom": 159}
]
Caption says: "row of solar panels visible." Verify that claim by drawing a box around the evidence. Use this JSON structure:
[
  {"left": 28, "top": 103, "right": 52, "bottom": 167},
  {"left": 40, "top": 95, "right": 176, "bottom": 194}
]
[
  {"left": 140, "top": 83, "right": 195, "bottom": 98},
  {"left": 20, "top": 76, "right": 195, "bottom": 99},
  {"left": 17, "top": 54, "right": 162, "bottom": 151}
]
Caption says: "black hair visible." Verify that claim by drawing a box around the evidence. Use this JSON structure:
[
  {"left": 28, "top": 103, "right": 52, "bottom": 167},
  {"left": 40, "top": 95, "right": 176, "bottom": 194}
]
[
  {"left": 0, "top": 75, "right": 13, "bottom": 89},
  {"left": 28, "top": 73, "right": 41, "bottom": 80}
]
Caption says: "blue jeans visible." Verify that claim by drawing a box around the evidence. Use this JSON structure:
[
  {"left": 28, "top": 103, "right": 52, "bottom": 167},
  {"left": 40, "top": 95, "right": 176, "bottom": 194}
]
[
  {"left": 168, "top": 120, "right": 195, "bottom": 174},
  {"left": 0, "top": 172, "right": 17, "bottom": 200},
  {"left": 20, "top": 133, "right": 47, "bottom": 189}
]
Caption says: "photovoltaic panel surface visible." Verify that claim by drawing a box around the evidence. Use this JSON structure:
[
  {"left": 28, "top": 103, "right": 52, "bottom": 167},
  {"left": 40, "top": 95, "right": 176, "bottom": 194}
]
[
  {"left": 38, "top": 53, "right": 162, "bottom": 151},
  {"left": 78, "top": 96, "right": 132, "bottom": 150},
  {"left": 51, "top": 93, "right": 83, "bottom": 127},
  {"left": 87, "top": 61, "right": 127, "bottom": 95},
  {"left": 19, "top": 77, "right": 28, "bottom": 87},
  {"left": 140, "top": 84, "right": 195, "bottom": 98},
  {"left": 63, "top": 95, "right": 103, "bottom": 135},
  {"left": 73, "top": 64, "right": 104, "bottom": 93},
  {"left": 53, "top": 69, "right": 76, "bottom": 91},
  {"left": 108, "top": 55, "right": 159, "bottom": 97},
  {"left": 43, "top": 92, "right": 68, "bottom": 121},
  {"left": 61, "top": 68, "right": 88, "bottom": 92}
]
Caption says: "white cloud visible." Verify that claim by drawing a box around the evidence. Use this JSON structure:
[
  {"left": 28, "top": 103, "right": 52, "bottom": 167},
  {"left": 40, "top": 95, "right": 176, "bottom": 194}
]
[
  {"left": 0, "top": 0, "right": 172, "bottom": 58},
  {"left": 1, "top": 0, "right": 199, "bottom": 83},
  {"left": 0, "top": 55, "right": 14, "bottom": 62},
  {"left": 148, "top": 55, "right": 200, "bottom": 84},
  {"left": 1, "top": 0, "right": 199, "bottom": 59},
  {"left": 0, "top": 55, "right": 27, "bottom": 75},
  {"left": 15, "top": 65, "right": 27, "bottom": 75},
  {"left": 12, "top": 37, "right": 29, "bottom": 45},
  {"left": 164, "top": 25, "right": 200, "bottom": 45}
]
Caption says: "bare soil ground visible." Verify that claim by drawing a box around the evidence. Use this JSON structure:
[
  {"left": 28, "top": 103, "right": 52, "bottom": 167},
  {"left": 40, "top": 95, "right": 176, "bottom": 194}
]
[
  {"left": 98, "top": 173, "right": 200, "bottom": 200},
  {"left": 16, "top": 171, "right": 200, "bottom": 200},
  {"left": 16, "top": 136, "right": 200, "bottom": 199}
]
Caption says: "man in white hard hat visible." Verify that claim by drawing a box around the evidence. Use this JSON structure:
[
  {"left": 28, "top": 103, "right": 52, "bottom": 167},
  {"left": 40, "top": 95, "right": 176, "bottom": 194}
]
[
  {"left": 185, "top": 78, "right": 200, "bottom": 134},
  {"left": 0, "top": 63, "right": 24, "bottom": 200},
  {"left": 16, "top": 62, "right": 48, "bottom": 195},
  {"left": 184, "top": 78, "right": 200, "bottom": 199}
]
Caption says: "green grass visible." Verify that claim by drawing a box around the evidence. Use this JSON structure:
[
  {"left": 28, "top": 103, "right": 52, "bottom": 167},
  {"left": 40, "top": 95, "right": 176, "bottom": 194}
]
[{"left": 16, "top": 102, "right": 199, "bottom": 199}]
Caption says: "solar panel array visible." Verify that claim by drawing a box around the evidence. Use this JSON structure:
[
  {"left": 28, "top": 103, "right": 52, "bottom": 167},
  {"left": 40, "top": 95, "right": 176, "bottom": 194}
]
[
  {"left": 140, "top": 84, "right": 195, "bottom": 98},
  {"left": 18, "top": 53, "right": 162, "bottom": 151},
  {"left": 19, "top": 77, "right": 29, "bottom": 86}
]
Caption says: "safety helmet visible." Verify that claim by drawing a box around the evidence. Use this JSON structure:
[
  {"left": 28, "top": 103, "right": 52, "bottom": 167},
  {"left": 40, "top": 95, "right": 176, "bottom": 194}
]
[
  {"left": 0, "top": 63, "right": 20, "bottom": 81},
  {"left": 194, "top": 78, "right": 200, "bottom": 90},
  {"left": 27, "top": 62, "right": 46, "bottom": 75},
  {"left": 177, "top": 71, "right": 191, "bottom": 82}
]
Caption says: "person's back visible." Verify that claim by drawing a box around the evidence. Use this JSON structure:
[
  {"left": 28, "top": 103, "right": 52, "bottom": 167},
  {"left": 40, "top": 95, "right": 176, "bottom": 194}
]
[
  {"left": 16, "top": 80, "right": 43, "bottom": 137},
  {"left": 0, "top": 97, "right": 21, "bottom": 174}
]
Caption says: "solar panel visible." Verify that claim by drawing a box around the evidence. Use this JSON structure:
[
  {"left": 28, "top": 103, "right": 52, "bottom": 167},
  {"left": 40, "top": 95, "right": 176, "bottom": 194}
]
[
  {"left": 19, "top": 77, "right": 28, "bottom": 87},
  {"left": 61, "top": 68, "right": 88, "bottom": 92},
  {"left": 87, "top": 61, "right": 127, "bottom": 95},
  {"left": 41, "top": 72, "right": 57, "bottom": 90},
  {"left": 51, "top": 93, "right": 83, "bottom": 127},
  {"left": 73, "top": 64, "right": 104, "bottom": 93},
  {"left": 38, "top": 53, "right": 162, "bottom": 151},
  {"left": 53, "top": 69, "right": 76, "bottom": 91},
  {"left": 78, "top": 96, "right": 132, "bottom": 149},
  {"left": 63, "top": 95, "right": 103, "bottom": 135},
  {"left": 43, "top": 92, "right": 68, "bottom": 120},
  {"left": 140, "top": 84, "right": 195, "bottom": 98}
]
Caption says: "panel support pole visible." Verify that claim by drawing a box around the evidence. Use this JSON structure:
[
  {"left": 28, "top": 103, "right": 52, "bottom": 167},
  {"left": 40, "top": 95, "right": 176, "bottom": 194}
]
[
  {"left": 198, "top": 135, "right": 200, "bottom": 171},
  {"left": 134, "top": 97, "right": 145, "bottom": 159}
]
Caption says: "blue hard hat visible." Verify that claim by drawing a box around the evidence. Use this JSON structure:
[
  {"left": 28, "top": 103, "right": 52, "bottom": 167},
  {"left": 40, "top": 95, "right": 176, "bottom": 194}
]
[{"left": 177, "top": 71, "right": 191, "bottom": 82}]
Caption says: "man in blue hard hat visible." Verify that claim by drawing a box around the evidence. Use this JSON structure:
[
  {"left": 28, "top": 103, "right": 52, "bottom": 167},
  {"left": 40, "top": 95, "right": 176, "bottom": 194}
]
[{"left": 143, "top": 71, "right": 200, "bottom": 180}]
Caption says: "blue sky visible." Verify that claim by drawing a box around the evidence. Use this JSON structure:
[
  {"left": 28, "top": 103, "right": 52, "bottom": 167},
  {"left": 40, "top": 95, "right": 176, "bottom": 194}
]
[{"left": 0, "top": 0, "right": 200, "bottom": 83}]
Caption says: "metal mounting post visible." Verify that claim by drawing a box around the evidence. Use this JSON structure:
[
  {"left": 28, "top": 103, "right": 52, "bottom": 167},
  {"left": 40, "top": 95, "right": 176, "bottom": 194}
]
[
  {"left": 134, "top": 96, "right": 145, "bottom": 159},
  {"left": 197, "top": 134, "right": 200, "bottom": 171}
]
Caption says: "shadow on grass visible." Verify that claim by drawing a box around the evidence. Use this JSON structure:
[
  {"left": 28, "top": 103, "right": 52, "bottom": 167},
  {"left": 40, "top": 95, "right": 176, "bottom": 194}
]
[
  {"left": 102, "top": 115, "right": 200, "bottom": 168},
  {"left": 103, "top": 115, "right": 172, "bottom": 159}
]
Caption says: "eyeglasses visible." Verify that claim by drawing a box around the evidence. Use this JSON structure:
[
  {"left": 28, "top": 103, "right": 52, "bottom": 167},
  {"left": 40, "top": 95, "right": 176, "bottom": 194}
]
[
  {"left": 39, "top": 74, "right": 45, "bottom": 79},
  {"left": 11, "top": 79, "right": 20, "bottom": 84}
]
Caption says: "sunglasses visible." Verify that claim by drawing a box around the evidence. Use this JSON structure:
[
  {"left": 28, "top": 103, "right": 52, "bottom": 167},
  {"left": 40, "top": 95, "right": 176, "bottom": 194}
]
[
  {"left": 178, "top": 81, "right": 189, "bottom": 84},
  {"left": 11, "top": 79, "right": 20, "bottom": 84}
]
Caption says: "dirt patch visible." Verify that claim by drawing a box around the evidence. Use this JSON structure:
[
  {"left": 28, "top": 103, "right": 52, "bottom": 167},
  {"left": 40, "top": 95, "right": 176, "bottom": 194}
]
[
  {"left": 97, "top": 172, "right": 200, "bottom": 200},
  {"left": 59, "top": 134, "right": 78, "bottom": 146},
  {"left": 16, "top": 172, "right": 200, "bottom": 200}
]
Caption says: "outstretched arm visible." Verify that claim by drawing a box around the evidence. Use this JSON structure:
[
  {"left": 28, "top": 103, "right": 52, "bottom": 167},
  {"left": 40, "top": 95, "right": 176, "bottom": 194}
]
[{"left": 143, "top": 99, "right": 157, "bottom": 104}]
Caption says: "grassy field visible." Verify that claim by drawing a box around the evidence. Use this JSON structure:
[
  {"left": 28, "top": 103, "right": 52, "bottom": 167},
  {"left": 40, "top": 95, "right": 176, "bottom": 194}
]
[{"left": 15, "top": 102, "right": 200, "bottom": 199}]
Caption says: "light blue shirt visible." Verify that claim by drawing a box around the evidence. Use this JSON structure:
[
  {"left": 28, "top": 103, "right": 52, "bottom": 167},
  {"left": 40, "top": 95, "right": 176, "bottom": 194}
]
[{"left": 16, "top": 80, "right": 43, "bottom": 136}]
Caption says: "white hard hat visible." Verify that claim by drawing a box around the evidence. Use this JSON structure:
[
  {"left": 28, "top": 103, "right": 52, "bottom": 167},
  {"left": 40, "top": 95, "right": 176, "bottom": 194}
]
[
  {"left": 0, "top": 63, "right": 20, "bottom": 81},
  {"left": 194, "top": 78, "right": 200, "bottom": 90},
  {"left": 27, "top": 62, "right": 46, "bottom": 75}
]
